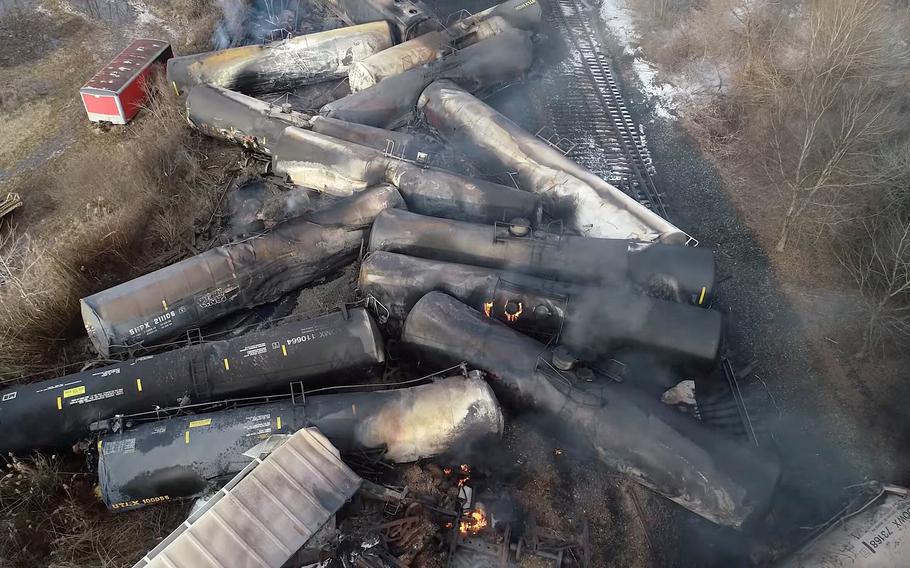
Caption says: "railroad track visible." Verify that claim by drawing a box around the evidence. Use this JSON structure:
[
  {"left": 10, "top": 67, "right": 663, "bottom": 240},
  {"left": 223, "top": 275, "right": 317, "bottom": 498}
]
[
  {"left": 537, "top": 0, "right": 774, "bottom": 445},
  {"left": 539, "top": 0, "right": 668, "bottom": 220}
]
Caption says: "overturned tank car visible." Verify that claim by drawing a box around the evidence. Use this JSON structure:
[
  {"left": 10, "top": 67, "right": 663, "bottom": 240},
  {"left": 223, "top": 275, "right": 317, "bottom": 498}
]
[
  {"left": 97, "top": 374, "right": 502, "bottom": 510},
  {"left": 360, "top": 251, "right": 722, "bottom": 372},
  {"left": 402, "top": 292, "right": 780, "bottom": 528},
  {"left": 368, "top": 209, "right": 715, "bottom": 305},
  {"left": 272, "top": 126, "right": 540, "bottom": 224},
  {"left": 321, "top": 30, "right": 534, "bottom": 129},
  {"left": 0, "top": 308, "right": 384, "bottom": 456},
  {"left": 348, "top": 0, "right": 543, "bottom": 92},
  {"left": 419, "top": 79, "right": 687, "bottom": 243},
  {"left": 167, "top": 21, "right": 394, "bottom": 95},
  {"left": 318, "top": 0, "right": 440, "bottom": 41},
  {"left": 81, "top": 186, "right": 403, "bottom": 356}
]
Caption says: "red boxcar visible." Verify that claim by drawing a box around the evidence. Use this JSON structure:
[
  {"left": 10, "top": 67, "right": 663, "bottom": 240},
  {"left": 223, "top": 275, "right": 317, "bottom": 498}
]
[{"left": 80, "top": 39, "right": 173, "bottom": 125}]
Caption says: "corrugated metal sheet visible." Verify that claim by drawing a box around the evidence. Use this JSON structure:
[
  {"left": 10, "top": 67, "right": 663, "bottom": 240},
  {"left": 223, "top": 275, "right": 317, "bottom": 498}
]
[{"left": 134, "top": 428, "right": 362, "bottom": 568}]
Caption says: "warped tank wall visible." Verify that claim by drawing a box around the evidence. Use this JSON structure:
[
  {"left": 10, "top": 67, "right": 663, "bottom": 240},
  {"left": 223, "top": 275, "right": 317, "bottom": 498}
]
[
  {"left": 401, "top": 292, "right": 780, "bottom": 528},
  {"left": 368, "top": 209, "right": 715, "bottom": 305},
  {"left": 0, "top": 308, "right": 384, "bottom": 456},
  {"left": 272, "top": 126, "right": 540, "bottom": 224},
  {"left": 82, "top": 189, "right": 402, "bottom": 356},
  {"left": 98, "top": 375, "right": 502, "bottom": 510},
  {"left": 167, "top": 21, "right": 394, "bottom": 95},
  {"left": 186, "top": 84, "right": 311, "bottom": 155},
  {"left": 419, "top": 79, "right": 686, "bottom": 243},
  {"left": 321, "top": 29, "right": 534, "bottom": 129},
  {"left": 359, "top": 251, "right": 722, "bottom": 372},
  {"left": 310, "top": 115, "right": 436, "bottom": 161},
  {"left": 318, "top": 0, "right": 440, "bottom": 41},
  {"left": 348, "top": 0, "right": 543, "bottom": 92}
]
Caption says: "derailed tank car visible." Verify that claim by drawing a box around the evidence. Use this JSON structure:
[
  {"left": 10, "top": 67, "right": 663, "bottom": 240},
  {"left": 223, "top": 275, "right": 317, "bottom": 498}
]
[
  {"left": 359, "top": 251, "right": 722, "bottom": 372},
  {"left": 321, "top": 30, "right": 534, "bottom": 129},
  {"left": 402, "top": 292, "right": 780, "bottom": 529},
  {"left": 419, "top": 79, "right": 688, "bottom": 242},
  {"left": 317, "top": 0, "right": 440, "bottom": 40},
  {"left": 167, "top": 21, "right": 394, "bottom": 95},
  {"left": 272, "top": 127, "right": 541, "bottom": 224},
  {"left": 348, "top": 0, "right": 543, "bottom": 92},
  {"left": 368, "top": 209, "right": 715, "bottom": 305},
  {"left": 97, "top": 375, "right": 502, "bottom": 510},
  {"left": 0, "top": 308, "right": 384, "bottom": 456},
  {"left": 81, "top": 187, "right": 402, "bottom": 356}
]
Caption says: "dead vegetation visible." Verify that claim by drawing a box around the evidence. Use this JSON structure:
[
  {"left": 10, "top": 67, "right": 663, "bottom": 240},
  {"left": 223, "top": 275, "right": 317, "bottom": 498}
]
[
  {"left": 0, "top": 73, "right": 235, "bottom": 381},
  {"left": 0, "top": 454, "right": 188, "bottom": 567},
  {"left": 626, "top": 0, "right": 910, "bottom": 355}
]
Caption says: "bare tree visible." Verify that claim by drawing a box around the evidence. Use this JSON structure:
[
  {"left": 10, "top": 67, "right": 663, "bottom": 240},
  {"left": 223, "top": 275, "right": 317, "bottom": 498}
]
[
  {"left": 754, "top": 0, "right": 907, "bottom": 251},
  {"left": 838, "top": 213, "right": 910, "bottom": 358}
]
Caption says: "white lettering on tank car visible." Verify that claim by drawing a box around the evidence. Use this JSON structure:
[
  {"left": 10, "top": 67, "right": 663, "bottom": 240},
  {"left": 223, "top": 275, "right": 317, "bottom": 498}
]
[
  {"left": 91, "top": 368, "right": 121, "bottom": 378},
  {"left": 2, "top": 392, "right": 16, "bottom": 402},
  {"left": 68, "top": 388, "right": 125, "bottom": 406},
  {"left": 240, "top": 343, "right": 267, "bottom": 358},
  {"left": 102, "top": 438, "right": 136, "bottom": 455}
]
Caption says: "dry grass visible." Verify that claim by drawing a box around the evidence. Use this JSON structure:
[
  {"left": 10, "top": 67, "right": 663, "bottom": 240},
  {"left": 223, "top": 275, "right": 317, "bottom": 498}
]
[
  {"left": 0, "top": 72, "right": 233, "bottom": 381},
  {"left": 0, "top": 454, "right": 188, "bottom": 567}
]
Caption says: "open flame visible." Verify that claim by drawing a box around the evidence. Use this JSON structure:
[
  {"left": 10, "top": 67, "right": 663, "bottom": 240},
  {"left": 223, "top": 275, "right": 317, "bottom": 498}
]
[
  {"left": 459, "top": 509, "right": 488, "bottom": 535},
  {"left": 457, "top": 463, "right": 471, "bottom": 487},
  {"left": 505, "top": 301, "right": 523, "bottom": 322},
  {"left": 483, "top": 301, "right": 493, "bottom": 318}
]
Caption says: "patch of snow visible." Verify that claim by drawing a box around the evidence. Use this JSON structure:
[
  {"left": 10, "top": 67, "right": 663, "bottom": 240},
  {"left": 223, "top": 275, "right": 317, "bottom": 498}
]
[
  {"left": 599, "top": 0, "right": 680, "bottom": 121},
  {"left": 127, "top": 0, "right": 177, "bottom": 39}
]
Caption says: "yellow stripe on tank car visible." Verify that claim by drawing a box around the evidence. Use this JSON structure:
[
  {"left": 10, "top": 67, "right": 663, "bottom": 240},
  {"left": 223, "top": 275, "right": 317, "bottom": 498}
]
[
  {"left": 281, "top": 345, "right": 287, "bottom": 357},
  {"left": 185, "top": 431, "right": 190, "bottom": 444},
  {"left": 189, "top": 418, "right": 211, "bottom": 428},
  {"left": 223, "top": 358, "right": 230, "bottom": 371},
  {"left": 698, "top": 286, "right": 707, "bottom": 305},
  {"left": 276, "top": 416, "right": 282, "bottom": 430},
  {"left": 136, "top": 378, "right": 142, "bottom": 392},
  {"left": 56, "top": 397, "right": 62, "bottom": 410}
]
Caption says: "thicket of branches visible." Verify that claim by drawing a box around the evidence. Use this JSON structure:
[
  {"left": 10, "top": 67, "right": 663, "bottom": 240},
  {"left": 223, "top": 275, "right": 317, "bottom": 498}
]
[{"left": 631, "top": 0, "right": 910, "bottom": 355}]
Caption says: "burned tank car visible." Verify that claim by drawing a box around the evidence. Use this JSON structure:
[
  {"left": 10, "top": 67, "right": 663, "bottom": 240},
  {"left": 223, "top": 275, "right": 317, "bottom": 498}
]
[
  {"left": 81, "top": 186, "right": 403, "bottom": 357},
  {"left": 318, "top": 0, "right": 440, "bottom": 41},
  {"left": 402, "top": 292, "right": 780, "bottom": 529},
  {"left": 166, "top": 21, "right": 394, "bottom": 95},
  {"left": 186, "top": 84, "right": 311, "bottom": 156},
  {"left": 98, "top": 375, "right": 502, "bottom": 510},
  {"left": 359, "top": 251, "right": 722, "bottom": 372},
  {"left": 0, "top": 308, "right": 384, "bottom": 456},
  {"left": 368, "top": 209, "right": 716, "bottom": 305}
]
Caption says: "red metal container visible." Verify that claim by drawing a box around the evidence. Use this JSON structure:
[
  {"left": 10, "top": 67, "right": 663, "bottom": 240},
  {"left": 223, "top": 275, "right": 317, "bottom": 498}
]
[{"left": 80, "top": 39, "right": 173, "bottom": 125}]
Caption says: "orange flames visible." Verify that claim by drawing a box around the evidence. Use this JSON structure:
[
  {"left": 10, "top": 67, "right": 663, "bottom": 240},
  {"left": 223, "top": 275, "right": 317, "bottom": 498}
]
[
  {"left": 459, "top": 509, "right": 488, "bottom": 535},
  {"left": 483, "top": 301, "right": 494, "bottom": 318},
  {"left": 505, "top": 302, "right": 523, "bottom": 322}
]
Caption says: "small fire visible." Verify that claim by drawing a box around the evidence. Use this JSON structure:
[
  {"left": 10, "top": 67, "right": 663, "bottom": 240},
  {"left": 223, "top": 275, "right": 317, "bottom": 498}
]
[
  {"left": 459, "top": 509, "right": 488, "bottom": 535},
  {"left": 505, "top": 301, "right": 523, "bottom": 322},
  {"left": 459, "top": 464, "right": 470, "bottom": 473},
  {"left": 443, "top": 467, "right": 452, "bottom": 476},
  {"left": 483, "top": 301, "right": 494, "bottom": 318}
]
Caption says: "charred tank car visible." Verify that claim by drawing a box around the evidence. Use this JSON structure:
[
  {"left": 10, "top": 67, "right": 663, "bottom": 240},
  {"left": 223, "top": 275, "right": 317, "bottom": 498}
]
[
  {"left": 368, "top": 209, "right": 716, "bottom": 306},
  {"left": 0, "top": 308, "right": 384, "bottom": 456},
  {"left": 97, "top": 375, "right": 502, "bottom": 510},
  {"left": 360, "top": 251, "right": 722, "bottom": 373},
  {"left": 401, "top": 292, "right": 780, "bottom": 529},
  {"left": 81, "top": 187, "right": 403, "bottom": 356},
  {"left": 317, "top": 0, "right": 440, "bottom": 41}
]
